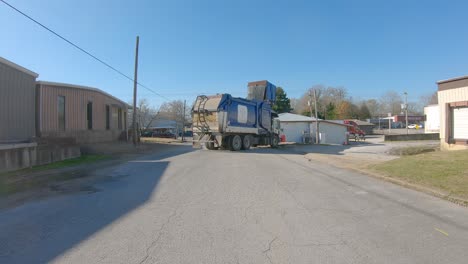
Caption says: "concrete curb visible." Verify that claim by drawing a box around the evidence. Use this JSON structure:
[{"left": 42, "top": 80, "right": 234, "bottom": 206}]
[{"left": 304, "top": 154, "right": 468, "bottom": 208}]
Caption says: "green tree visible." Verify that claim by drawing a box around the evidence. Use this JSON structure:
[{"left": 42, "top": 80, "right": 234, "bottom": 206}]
[
  {"left": 325, "top": 102, "right": 337, "bottom": 120},
  {"left": 273, "top": 87, "right": 292, "bottom": 113}
]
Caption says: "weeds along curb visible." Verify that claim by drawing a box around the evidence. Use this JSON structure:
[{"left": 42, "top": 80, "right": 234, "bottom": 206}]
[
  {"left": 304, "top": 155, "right": 468, "bottom": 208},
  {"left": 355, "top": 168, "right": 468, "bottom": 208}
]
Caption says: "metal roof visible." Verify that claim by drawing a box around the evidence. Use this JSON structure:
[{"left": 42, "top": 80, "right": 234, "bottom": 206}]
[
  {"left": 277, "top": 113, "right": 320, "bottom": 122},
  {"left": 0, "top": 56, "right": 39, "bottom": 78},
  {"left": 436, "top": 75, "right": 468, "bottom": 84},
  {"left": 36, "top": 81, "right": 129, "bottom": 107}
]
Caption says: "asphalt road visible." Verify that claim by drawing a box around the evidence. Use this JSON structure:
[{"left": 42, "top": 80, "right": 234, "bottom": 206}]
[{"left": 1, "top": 144, "right": 468, "bottom": 264}]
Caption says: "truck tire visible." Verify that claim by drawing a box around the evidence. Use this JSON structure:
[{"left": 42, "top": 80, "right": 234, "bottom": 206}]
[
  {"left": 242, "top": 135, "right": 252, "bottom": 150},
  {"left": 230, "top": 135, "right": 242, "bottom": 151},
  {"left": 220, "top": 136, "right": 230, "bottom": 150},
  {"left": 270, "top": 135, "right": 279, "bottom": 148},
  {"left": 205, "top": 142, "right": 216, "bottom": 150}
]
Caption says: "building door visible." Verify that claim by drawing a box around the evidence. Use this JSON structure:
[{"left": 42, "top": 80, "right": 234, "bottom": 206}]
[{"left": 453, "top": 107, "right": 468, "bottom": 139}]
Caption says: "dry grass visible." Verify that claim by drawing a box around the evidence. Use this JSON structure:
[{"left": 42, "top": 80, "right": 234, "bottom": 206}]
[
  {"left": 371, "top": 150, "right": 468, "bottom": 200},
  {"left": 388, "top": 146, "right": 438, "bottom": 156}
]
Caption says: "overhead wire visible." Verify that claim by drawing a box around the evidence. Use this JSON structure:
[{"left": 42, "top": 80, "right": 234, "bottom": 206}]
[{"left": 0, "top": 0, "right": 171, "bottom": 100}]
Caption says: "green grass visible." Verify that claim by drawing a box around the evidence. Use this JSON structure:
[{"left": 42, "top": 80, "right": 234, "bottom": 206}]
[
  {"left": 372, "top": 150, "right": 468, "bottom": 199},
  {"left": 29, "top": 154, "right": 109, "bottom": 172},
  {"left": 0, "top": 154, "right": 109, "bottom": 196}
]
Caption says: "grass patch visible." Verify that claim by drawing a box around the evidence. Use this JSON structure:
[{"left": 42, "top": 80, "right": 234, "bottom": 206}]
[
  {"left": 0, "top": 154, "right": 109, "bottom": 196},
  {"left": 388, "top": 146, "right": 437, "bottom": 156},
  {"left": 29, "top": 154, "right": 109, "bottom": 172},
  {"left": 372, "top": 150, "right": 468, "bottom": 199}
]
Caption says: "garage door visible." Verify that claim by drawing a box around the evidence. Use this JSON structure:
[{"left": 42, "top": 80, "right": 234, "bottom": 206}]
[{"left": 453, "top": 107, "right": 468, "bottom": 139}]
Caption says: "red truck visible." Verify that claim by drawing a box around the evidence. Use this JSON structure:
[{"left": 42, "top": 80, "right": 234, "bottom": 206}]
[{"left": 344, "top": 120, "right": 365, "bottom": 141}]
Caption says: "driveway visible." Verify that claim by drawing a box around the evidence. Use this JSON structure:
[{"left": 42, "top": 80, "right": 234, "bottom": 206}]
[
  {"left": 286, "top": 135, "right": 440, "bottom": 167},
  {"left": 0, "top": 144, "right": 467, "bottom": 264}
]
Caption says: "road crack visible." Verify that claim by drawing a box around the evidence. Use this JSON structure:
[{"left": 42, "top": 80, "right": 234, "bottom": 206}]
[
  {"left": 262, "top": 237, "right": 277, "bottom": 264},
  {"left": 137, "top": 209, "right": 178, "bottom": 264}
]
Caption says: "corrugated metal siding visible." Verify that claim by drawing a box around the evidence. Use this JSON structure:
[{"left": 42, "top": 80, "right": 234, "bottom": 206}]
[
  {"left": 0, "top": 61, "right": 36, "bottom": 142},
  {"left": 438, "top": 86, "right": 468, "bottom": 139},
  {"left": 281, "top": 122, "right": 310, "bottom": 143},
  {"left": 312, "top": 122, "right": 347, "bottom": 145},
  {"left": 37, "top": 84, "right": 127, "bottom": 135}
]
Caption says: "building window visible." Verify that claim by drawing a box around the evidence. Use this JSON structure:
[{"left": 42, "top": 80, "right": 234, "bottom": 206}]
[
  {"left": 106, "top": 105, "right": 110, "bottom": 130},
  {"left": 118, "top": 108, "right": 123, "bottom": 130},
  {"left": 124, "top": 111, "right": 127, "bottom": 130},
  {"left": 58, "top": 96, "right": 65, "bottom": 131},
  {"left": 87, "top": 102, "right": 93, "bottom": 130}
]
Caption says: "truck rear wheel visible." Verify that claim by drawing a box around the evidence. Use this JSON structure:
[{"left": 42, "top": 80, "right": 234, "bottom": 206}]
[
  {"left": 230, "top": 135, "right": 242, "bottom": 151},
  {"left": 270, "top": 135, "right": 279, "bottom": 148},
  {"left": 242, "top": 135, "right": 252, "bottom": 150}
]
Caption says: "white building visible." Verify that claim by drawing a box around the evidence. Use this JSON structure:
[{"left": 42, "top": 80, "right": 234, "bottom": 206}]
[
  {"left": 424, "top": 104, "right": 440, "bottom": 133},
  {"left": 437, "top": 76, "right": 468, "bottom": 150},
  {"left": 277, "top": 113, "right": 348, "bottom": 144}
]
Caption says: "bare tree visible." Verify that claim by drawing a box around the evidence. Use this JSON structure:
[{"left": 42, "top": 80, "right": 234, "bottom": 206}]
[
  {"left": 362, "top": 99, "right": 380, "bottom": 117},
  {"left": 128, "top": 98, "right": 158, "bottom": 129},
  {"left": 159, "top": 100, "right": 191, "bottom": 123},
  {"left": 379, "top": 91, "right": 403, "bottom": 115},
  {"left": 420, "top": 91, "right": 438, "bottom": 106}
]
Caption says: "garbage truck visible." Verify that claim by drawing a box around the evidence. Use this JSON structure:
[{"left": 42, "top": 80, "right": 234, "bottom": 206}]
[{"left": 191, "top": 80, "right": 281, "bottom": 151}]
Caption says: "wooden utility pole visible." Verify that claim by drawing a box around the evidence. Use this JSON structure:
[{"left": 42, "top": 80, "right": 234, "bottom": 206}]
[
  {"left": 404, "top": 92, "right": 408, "bottom": 135},
  {"left": 313, "top": 89, "right": 319, "bottom": 144},
  {"left": 182, "top": 99, "right": 186, "bottom": 142},
  {"left": 132, "top": 36, "right": 139, "bottom": 146},
  {"left": 308, "top": 91, "right": 313, "bottom": 118}
]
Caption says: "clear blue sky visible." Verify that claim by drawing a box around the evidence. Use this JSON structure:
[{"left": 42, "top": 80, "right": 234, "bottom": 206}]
[{"left": 1, "top": 0, "right": 467, "bottom": 107}]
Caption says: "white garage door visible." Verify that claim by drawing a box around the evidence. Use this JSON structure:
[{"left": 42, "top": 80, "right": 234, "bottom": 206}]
[
  {"left": 281, "top": 122, "right": 310, "bottom": 143},
  {"left": 453, "top": 107, "right": 468, "bottom": 139}
]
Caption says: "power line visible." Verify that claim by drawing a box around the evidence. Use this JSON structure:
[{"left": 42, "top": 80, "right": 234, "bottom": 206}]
[{"left": 0, "top": 0, "right": 170, "bottom": 100}]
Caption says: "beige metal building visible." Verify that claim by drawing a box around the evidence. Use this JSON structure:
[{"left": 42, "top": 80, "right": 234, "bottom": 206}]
[
  {"left": 0, "top": 57, "right": 38, "bottom": 143},
  {"left": 424, "top": 104, "right": 440, "bottom": 133},
  {"left": 36, "top": 81, "right": 129, "bottom": 144},
  {"left": 437, "top": 76, "right": 468, "bottom": 150}
]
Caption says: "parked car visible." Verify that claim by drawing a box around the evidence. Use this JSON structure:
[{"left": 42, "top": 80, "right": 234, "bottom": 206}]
[
  {"left": 154, "top": 132, "right": 177, "bottom": 139},
  {"left": 141, "top": 131, "right": 153, "bottom": 137},
  {"left": 408, "top": 124, "right": 418, "bottom": 129}
]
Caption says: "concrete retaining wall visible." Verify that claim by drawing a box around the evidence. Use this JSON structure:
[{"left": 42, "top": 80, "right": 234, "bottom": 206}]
[
  {"left": 0, "top": 141, "right": 80, "bottom": 173},
  {"left": 384, "top": 133, "right": 440, "bottom": 141}
]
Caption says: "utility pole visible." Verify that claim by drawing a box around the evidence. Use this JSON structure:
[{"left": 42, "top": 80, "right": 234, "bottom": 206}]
[
  {"left": 308, "top": 91, "right": 313, "bottom": 118},
  {"left": 313, "top": 89, "right": 319, "bottom": 144},
  {"left": 132, "top": 36, "right": 139, "bottom": 146},
  {"left": 182, "top": 99, "right": 186, "bottom": 142},
  {"left": 404, "top": 92, "right": 408, "bottom": 135}
]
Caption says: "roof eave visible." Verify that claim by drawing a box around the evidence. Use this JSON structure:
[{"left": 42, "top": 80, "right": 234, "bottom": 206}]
[
  {"left": 436, "top": 75, "right": 468, "bottom": 84},
  {"left": 0, "top": 57, "right": 39, "bottom": 78},
  {"left": 37, "top": 80, "right": 128, "bottom": 107}
]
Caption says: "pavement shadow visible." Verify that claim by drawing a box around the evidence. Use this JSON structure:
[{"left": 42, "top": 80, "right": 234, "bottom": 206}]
[{"left": 0, "top": 145, "right": 193, "bottom": 263}]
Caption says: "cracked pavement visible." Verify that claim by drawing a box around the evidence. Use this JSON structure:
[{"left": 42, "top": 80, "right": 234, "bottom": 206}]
[{"left": 1, "top": 144, "right": 468, "bottom": 263}]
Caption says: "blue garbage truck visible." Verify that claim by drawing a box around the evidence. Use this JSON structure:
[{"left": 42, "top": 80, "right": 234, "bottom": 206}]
[{"left": 192, "top": 80, "right": 281, "bottom": 151}]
